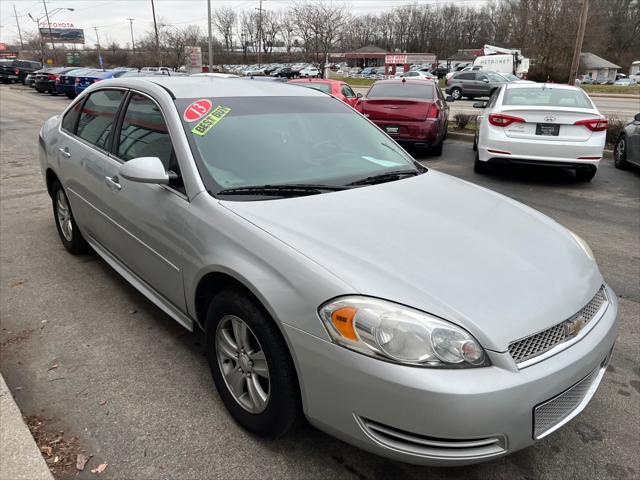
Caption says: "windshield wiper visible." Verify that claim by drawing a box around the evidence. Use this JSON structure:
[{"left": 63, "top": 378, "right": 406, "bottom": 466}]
[
  {"left": 217, "top": 184, "right": 347, "bottom": 197},
  {"left": 346, "top": 170, "right": 420, "bottom": 186}
]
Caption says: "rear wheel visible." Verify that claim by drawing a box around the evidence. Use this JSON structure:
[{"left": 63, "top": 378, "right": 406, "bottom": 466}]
[
  {"left": 614, "top": 134, "right": 628, "bottom": 169},
  {"left": 51, "top": 180, "right": 89, "bottom": 254},
  {"left": 431, "top": 138, "right": 443, "bottom": 157},
  {"left": 450, "top": 88, "right": 462, "bottom": 101},
  {"left": 205, "top": 289, "right": 301, "bottom": 438},
  {"left": 65, "top": 92, "right": 75, "bottom": 99},
  {"left": 473, "top": 128, "right": 478, "bottom": 151}
]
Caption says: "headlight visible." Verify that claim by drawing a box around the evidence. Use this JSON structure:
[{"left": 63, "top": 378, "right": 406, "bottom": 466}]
[
  {"left": 568, "top": 230, "right": 596, "bottom": 262},
  {"left": 318, "top": 296, "right": 488, "bottom": 368}
]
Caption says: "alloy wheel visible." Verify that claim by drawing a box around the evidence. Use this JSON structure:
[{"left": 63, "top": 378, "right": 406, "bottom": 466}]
[
  {"left": 215, "top": 315, "right": 270, "bottom": 414},
  {"left": 56, "top": 189, "right": 73, "bottom": 242},
  {"left": 615, "top": 138, "right": 625, "bottom": 161}
]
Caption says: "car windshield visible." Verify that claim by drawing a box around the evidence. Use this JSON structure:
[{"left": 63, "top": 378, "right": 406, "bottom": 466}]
[
  {"left": 176, "top": 96, "right": 419, "bottom": 197},
  {"left": 486, "top": 72, "right": 507, "bottom": 82},
  {"left": 291, "top": 82, "right": 331, "bottom": 94},
  {"left": 367, "top": 83, "right": 433, "bottom": 99},
  {"left": 503, "top": 87, "right": 593, "bottom": 108}
]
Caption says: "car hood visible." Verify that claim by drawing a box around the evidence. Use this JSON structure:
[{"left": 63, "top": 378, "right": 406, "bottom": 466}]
[{"left": 221, "top": 171, "right": 602, "bottom": 351}]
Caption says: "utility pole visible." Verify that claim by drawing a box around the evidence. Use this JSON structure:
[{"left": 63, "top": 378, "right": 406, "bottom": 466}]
[
  {"left": 94, "top": 26, "right": 103, "bottom": 69},
  {"left": 127, "top": 18, "right": 135, "bottom": 52},
  {"left": 256, "top": 0, "right": 264, "bottom": 67},
  {"left": 150, "top": 0, "right": 161, "bottom": 66},
  {"left": 13, "top": 4, "right": 24, "bottom": 50},
  {"left": 42, "top": 0, "right": 57, "bottom": 64},
  {"left": 568, "top": 0, "right": 589, "bottom": 85},
  {"left": 207, "top": 0, "right": 213, "bottom": 70}
]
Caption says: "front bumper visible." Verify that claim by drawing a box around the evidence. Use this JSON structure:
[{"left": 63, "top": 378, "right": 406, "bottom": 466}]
[{"left": 285, "top": 285, "right": 618, "bottom": 466}]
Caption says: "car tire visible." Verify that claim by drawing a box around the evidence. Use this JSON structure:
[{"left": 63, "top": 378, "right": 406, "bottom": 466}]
[
  {"left": 65, "top": 92, "right": 75, "bottom": 99},
  {"left": 49, "top": 88, "right": 58, "bottom": 95},
  {"left": 205, "top": 288, "right": 301, "bottom": 438},
  {"left": 450, "top": 88, "right": 462, "bottom": 100},
  {"left": 51, "top": 180, "right": 90, "bottom": 254},
  {"left": 473, "top": 129, "right": 478, "bottom": 151},
  {"left": 474, "top": 150, "right": 489, "bottom": 174},
  {"left": 614, "top": 134, "right": 628, "bottom": 169},
  {"left": 576, "top": 166, "right": 597, "bottom": 182},
  {"left": 432, "top": 138, "right": 443, "bottom": 157},
  {"left": 35, "top": 87, "right": 45, "bottom": 93}
]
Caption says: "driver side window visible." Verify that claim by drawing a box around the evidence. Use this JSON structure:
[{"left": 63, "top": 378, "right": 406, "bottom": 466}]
[{"left": 117, "top": 93, "right": 185, "bottom": 194}]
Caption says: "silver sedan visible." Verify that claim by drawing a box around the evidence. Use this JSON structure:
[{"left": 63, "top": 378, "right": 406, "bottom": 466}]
[{"left": 38, "top": 77, "right": 617, "bottom": 466}]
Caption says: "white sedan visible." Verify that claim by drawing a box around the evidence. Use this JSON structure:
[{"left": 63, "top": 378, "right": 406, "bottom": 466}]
[
  {"left": 394, "top": 70, "right": 436, "bottom": 80},
  {"left": 473, "top": 83, "right": 607, "bottom": 181},
  {"left": 299, "top": 66, "right": 320, "bottom": 78}
]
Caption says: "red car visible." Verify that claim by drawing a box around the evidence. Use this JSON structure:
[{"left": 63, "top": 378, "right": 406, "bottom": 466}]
[
  {"left": 287, "top": 78, "right": 359, "bottom": 107},
  {"left": 355, "top": 79, "right": 452, "bottom": 155}
]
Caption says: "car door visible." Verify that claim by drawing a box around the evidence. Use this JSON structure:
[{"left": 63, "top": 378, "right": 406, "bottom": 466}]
[
  {"left": 98, "top": 91, "right": 187, "bottom": 310},
  {"left": 434, "top": 85, "right": 449, "bottom": 136},
  {"left": 474, "top": 73, "right": 491, "bottom": 96},
  {"left": 340, "top": 83, "right": 358, "bottom": 107},
  {"left": 57, "top": 89, "right": 127, "bottom": 241}
]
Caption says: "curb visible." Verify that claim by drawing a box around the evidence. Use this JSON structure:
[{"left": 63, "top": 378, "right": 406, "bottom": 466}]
[
  {"left": 0, "top": 374, "right": 54, "bottom": 480},
  {"left": 445, "top": 131, "right": 614, "bottom": 159}
]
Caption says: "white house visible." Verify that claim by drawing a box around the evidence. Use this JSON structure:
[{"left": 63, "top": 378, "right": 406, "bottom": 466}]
[{"left": 579, "top": 52, "right": 621, "bottom": 82}]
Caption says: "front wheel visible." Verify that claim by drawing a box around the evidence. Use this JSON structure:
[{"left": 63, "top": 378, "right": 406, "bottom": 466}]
[
  {"left": 206, "top": 289, "right": 301, "bottom": 438},
  {"left": 450, "top": 88, "right": 462, "bottom": 100},
  {"left": 614, "top": 134, "right": 628, "bottom": 169},
  {"left": 51, "top": 180, "right": 89, "bottom": 254}
]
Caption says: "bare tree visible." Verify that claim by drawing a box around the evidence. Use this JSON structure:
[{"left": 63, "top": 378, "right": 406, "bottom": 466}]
[{"left": 213, "top": 7, "right": 237, "bottom": 51}]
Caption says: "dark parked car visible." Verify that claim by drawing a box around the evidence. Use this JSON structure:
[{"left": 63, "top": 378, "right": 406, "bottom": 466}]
[
  {"left": 273, "top": 67, "right": 297, "bottom": 79},
  {"left": 445, "top": 70, "right": 508, "bottom": 100},
  {"left": 0, "top": 59, "right": 42, "bottom": 84},
  {"left": 356, "top": 79, "right": 453, "bottom": 155},
  {"left": 431, "top": 65, "right": 450, "bottom": 79},
  {"left": 25, "top": 69, "right": 45, "bottom": 87},
  {"left": 55, "top": 68, "right": 94, "bottom": 98},
  {"left": 614, "top": 113, "right": 640, "bottom": 170},
  {"left": 35, "top": 67, "right": 80, "bottom": 94}
]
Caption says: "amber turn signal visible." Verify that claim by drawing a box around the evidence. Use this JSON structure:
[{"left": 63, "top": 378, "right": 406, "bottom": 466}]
[{"left": 330, "top": 306, "right": 358, "bottom": 341}]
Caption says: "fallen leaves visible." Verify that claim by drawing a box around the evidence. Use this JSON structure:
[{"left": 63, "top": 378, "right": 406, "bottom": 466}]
[
  {"left": 9, "top": 279, "right": 27, "bottom": 288},
  {"left": 47, "top": 363, "right": 59, "bottom": 371},
  {"left": 25, "top": 415, "right": 82, "bottom": 475},
  {"left": 91, "top": 463, "right": 108, "bottom": 474},
  {"left": 0, "top": 328, "right": 34, "bottom": 348}
]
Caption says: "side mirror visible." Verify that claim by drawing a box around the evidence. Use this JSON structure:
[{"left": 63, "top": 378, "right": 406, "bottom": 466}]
[
  {"left": 473, "top": 101, "right": 487, "bottom": 109},
  {"left": 119, "top": 157, "right": 169, "bottom": 185},
  {"left": 635, "top": 112, "right": 640, "bottom": 122},
  {"left": 446, "top": 95, "right": 455, "bottom": 102},
  {"left": 482, "top": 78, "right": 490, "bottom": 83},
  {"left": 356, "top": 92, "right": 363, "bottom": 98}
]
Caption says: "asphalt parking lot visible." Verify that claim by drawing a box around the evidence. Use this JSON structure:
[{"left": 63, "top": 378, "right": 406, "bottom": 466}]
[{"left": 1, "top": 84, "right": 639, "bottom": 480}]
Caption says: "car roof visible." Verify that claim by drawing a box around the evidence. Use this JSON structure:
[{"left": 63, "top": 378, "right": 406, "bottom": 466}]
[
  {"left": 99, "top": 76, "right": 326, "bottom": 98},
  {"left": 289, "top": 78, "right": 343, "bottom": 85},
  {"left": 504, "top": 83, "right": 583, "bottom": 91},
  {"left": 373, "top": 78, "right": 436, "bottom": 85}
]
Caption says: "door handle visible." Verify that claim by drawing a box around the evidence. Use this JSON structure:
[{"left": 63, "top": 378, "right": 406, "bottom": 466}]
[
  {"left": 59, "top": 147, "right": 71, "bottom": 158},
  {"left": 105, "top": 175, "right": 122, "bottom": 191}
]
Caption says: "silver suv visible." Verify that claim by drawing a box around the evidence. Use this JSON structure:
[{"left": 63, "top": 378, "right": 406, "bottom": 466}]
[{"left": 446, "top": 70, "right": 507, "bottom": 100}]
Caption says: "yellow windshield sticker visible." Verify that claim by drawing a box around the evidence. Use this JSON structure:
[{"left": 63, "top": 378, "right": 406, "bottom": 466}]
[{"left": 191, "top": 106, "right": 231, "bottom": 136}]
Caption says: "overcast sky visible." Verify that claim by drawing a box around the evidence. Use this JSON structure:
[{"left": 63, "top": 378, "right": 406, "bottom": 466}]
[{"left": 1, "top": 0, "right": 486, "bottom": 46}]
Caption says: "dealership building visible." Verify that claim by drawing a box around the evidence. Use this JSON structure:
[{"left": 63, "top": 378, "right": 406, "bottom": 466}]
[{"left": 345, "top": 45, "right": 437, "bottom": 73}]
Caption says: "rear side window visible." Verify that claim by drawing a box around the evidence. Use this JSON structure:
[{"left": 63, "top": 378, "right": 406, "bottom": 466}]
[
  {"left": 76, "top": 90, "right": 125, "bottom": 151},
  {"left": 62, "top": 100, "right": 83, "bottom": 133},
  {"left": 503, "top": 88, "right": 593, "bottom": 108},
  {"left": 117, "top": 93, "right": 172, "bottom": 166},
  {"left": 341, "top": 84, "right": 356, "bottom": 98},
  {"left": 456, "top": 73, "right": 474, "bottom": 80},
  {"left": 367, "top": 83, "right": 434, "bottom": 99}
]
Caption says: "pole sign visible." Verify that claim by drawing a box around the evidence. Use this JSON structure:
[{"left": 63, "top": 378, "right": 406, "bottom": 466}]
[
  {"left": 66, "top": 52, "right": 81, "bottom": 65},
  {"left": 39, "top": 21, "right": 85, "bottom": 44},
  {"left": 185, "top": 46, "right": 203, "bottom": 74}
]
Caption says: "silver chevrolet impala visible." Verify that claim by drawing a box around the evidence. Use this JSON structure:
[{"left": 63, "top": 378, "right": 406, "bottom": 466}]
[{"left": 38, "top": 77, "right": 617, "bottom": 466}]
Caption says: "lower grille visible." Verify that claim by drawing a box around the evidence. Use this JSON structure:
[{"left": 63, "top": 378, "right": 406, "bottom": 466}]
[
  {"left": 509, "top": 285, "right": 608, "bottom": 366},
  {"left": 533, "top": 362, "right": 605, "bottom": 439},
  {"left": 357, "top": 416, "right": 506, "bottom": 459}
]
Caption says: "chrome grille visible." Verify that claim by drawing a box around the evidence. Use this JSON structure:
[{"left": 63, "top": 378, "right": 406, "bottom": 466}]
[
  {"left": 534, "top": 366, "right": 601, "bottom": 438},
  {"left": 509, "top": 286, "right": 607, "bottom": 365},
  {"left": 357, "top": 417, "right": 506, "bottom": 459}
]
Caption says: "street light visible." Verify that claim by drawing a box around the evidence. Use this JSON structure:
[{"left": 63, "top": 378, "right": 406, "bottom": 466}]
[{"left": 28, "top": 7, "right": 74, "bottom": 65}]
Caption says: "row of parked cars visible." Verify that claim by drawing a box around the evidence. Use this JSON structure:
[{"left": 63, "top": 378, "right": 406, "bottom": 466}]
[
  {"left": 224, "top": 63, "right": 323, "bottom": 78},
  {"left": 25, "top": 66, "right": 184, "bottom": 98}
]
